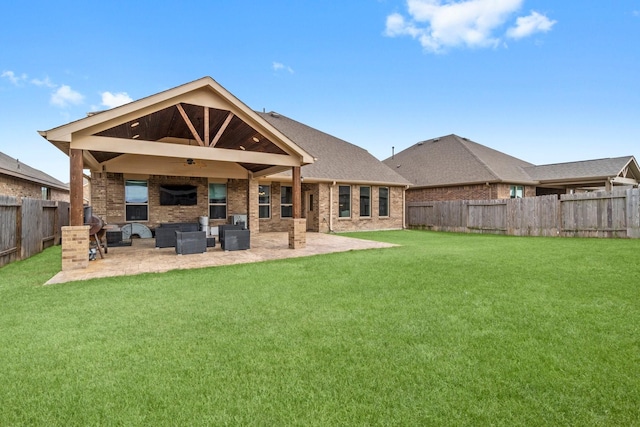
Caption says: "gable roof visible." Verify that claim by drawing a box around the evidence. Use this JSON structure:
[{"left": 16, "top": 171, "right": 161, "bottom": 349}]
[
  {"left": 257, "top": 112, "right": 411, "bottom": 186},
  {"left": 0, "top": 151, "right": 69, "bottom": 191},
  {"left": 39, "top": 76, "right": 314, "bottom": 177},
  {"left": 384, "top": 134, "right": 535, "bottom": 187},
  {"left": 524, "top": 156, "right": 640, "bottom": 183}
]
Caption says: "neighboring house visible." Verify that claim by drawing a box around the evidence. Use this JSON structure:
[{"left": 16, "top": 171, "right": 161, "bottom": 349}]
[
  {"left": 385, "top": 134, "right": 640, "bottom": 202},
  {"left": 0, "top": 151, "right": 69, "bottom": 201},
  {"left": 257, "top": 112, "right": 410, "bottom": 232},
  {"left": 39, "top": 76, "right": 408, "bottom": 235}
]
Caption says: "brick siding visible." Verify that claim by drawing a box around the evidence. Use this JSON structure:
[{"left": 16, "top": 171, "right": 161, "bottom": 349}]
[
  {"left": 1, "top": 174, "right": 69, "bottom": 202},
  {"left": 407, "top": 183, "right": 536, "bottom": 202}
]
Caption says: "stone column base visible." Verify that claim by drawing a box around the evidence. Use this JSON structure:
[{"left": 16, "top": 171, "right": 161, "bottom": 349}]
[
  {"left": 62, "top": 225, "right": 90, "bottom": 271},
  {"left": 288, "top": 218, "right": 306, "bottom": 249}
]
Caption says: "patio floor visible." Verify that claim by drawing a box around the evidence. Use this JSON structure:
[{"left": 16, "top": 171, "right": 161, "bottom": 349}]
[{"left": 45, "top": 232, "right": 396, "bottom": 285}]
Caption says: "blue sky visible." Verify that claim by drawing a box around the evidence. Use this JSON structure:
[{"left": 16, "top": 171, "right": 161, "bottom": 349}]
[{"left": 1, "top": 1, "right": 639, "bottom": 183}]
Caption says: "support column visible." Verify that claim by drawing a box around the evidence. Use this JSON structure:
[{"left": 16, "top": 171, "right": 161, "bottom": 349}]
[
  {"left": 70, "top": 148, "right": 84, "bottom": 226},
  {"left": 289, "top": 166, "right": 306, "bottom": 248},
  {"left": 62, "top": 149, "right": 90, "bottom": 271},
  {"left": 248, "top": 176, "right": 259, "bottom": 234}
]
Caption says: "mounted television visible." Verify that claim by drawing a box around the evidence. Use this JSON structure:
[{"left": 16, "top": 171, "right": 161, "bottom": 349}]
[{"left": 159, "top": 184, "right": 198, "bottom": 206}]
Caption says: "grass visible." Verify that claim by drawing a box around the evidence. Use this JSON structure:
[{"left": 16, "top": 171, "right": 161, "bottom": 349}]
[{"left": 0, "top": 230, "right": 638, "bottom": 426}]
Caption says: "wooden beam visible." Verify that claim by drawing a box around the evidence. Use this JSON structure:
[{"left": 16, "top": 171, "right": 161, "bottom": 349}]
[
  {"left": 211, "top": 112, "right": 234, "bottom": 147},
  {"left": 70, "top": 148, "right": 84, "bottom": 226},
  {"left": 204, "top": 107, "right": 210, "bottom": 149},
  {"left": 71, "top": 135, "right": 301, "bottom": 167},
  {"left": 292, "top": 166, "right": 301, "bottom": 219},
  {"left": 176, "top": 103, "right": 204, "bottom": 146}
]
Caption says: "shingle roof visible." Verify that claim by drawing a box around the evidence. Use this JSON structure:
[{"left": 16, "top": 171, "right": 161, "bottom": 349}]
[
  {"left": 257, "top": 112, "right": 411, "bottom": 186},
  {"left": 0, "top": 151, "right": 68, "bottom": 191},
  {"left": 384, "top": 134, "right": 535, "bottom": 187},
  {"left": 524, "top": 156, "right": 637, "bottom": 182}
]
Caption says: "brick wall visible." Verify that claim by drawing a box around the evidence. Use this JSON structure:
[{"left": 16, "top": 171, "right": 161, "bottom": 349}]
[
  {"left": 1, "top": 174, "right": 69, "bottom": 202},
  {"left": 327, "top": 184, "right": 404, "bottom": 232},
  {"left": 407, "top": 183, "right": 536, "bottom": 202}
]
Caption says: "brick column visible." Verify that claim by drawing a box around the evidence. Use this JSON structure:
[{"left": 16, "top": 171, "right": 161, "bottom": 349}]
[
  {"left": 289, "top": 218, "right": 306, "bottom": 249},
  {"left": 247, "top": 177, "right": 259, "bottom": 234},
  {"left": 61, "top": 225, "right": 90, "bottom": 271}
]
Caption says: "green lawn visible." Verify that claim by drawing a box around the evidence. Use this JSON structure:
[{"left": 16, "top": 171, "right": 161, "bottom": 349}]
[{"left": 1, "top": 230, "right": 638, "bottom": 426}]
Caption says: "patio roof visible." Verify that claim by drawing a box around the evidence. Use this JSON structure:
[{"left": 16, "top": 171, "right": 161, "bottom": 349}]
[{"left": 39, "top": 76, "right": 315, "bottom": 178}]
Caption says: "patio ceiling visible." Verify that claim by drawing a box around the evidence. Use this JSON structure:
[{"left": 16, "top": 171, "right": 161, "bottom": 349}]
[{"left": 92, "top": 102, "right": 289, "bottom": 174}]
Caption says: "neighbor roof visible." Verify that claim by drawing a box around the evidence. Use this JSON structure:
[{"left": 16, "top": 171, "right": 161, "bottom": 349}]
[
  {"left": 384, "top": 134, "right": 536, "bottom": 187},
  {"left": 524, "top": 156, "right": 639, "bottom": 183},
  {"left": 258, "top": 112, "right": 411, "bottom": 186},
  {"left": 0, "top": 151, "right": 68, "bottom": 191}
]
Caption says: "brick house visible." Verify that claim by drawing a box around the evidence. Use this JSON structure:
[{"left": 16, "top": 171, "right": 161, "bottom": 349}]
[
  {"left": 39, "top": 77, "right": 409, "bottom": 269},
  {"left": 384, "top": 134, "right": 640, "bottom": 203},
  {"left": 0, "top": 151, "right": 69, "bottom": 201}
]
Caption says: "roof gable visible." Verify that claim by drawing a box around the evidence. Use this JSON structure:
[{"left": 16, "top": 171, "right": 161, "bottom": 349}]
[
  {"left": 385, "top": 134, "right": 535, "bottom": 187},
  {"left": 39, "top": 77, "right": 314, "bottom": 176},
  {"left": 258, "top": 112, "right": 411, "bottom": 186}
]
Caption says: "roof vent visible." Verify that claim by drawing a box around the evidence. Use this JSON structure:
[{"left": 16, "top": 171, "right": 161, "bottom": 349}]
[
  {"left": 417, "top": 142, "right": 423, "bottom": 146},
  {"left": 433, "top": 138, "right": 440, "bottom": 142},
  {"left": 270, "top": 112, "right": 280, "bottom": 118}
]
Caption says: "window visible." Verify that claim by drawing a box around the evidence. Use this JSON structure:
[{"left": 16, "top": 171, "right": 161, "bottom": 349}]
[
  {"left": 281, "top": 185, "right": 293, "bottom": 218},
  {"left": 379, "top": 187, "right": 389, "bottom": 217},
  {"left": 360, "top": 186, "right": 371, "bottom": 217},
  {"left": 208, "top": 183, "right": 227, "bottom": 219},
  {"left": 259, "top": 184, "right": 271, "bottom": 218},
  {"left": 41, "top": 187, "right": 51, "bottom": 200},
  {"left": 339, "top": 185, "right": 351, "bottom": 218},
  {"left": 125, "top": 180, "right": 148, "bottom": 221},
  {"left": 510, "top": 185, "right": 524, "bottom": 199}
]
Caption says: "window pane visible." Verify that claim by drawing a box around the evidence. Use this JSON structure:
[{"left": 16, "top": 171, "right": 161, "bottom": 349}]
[
  {"left": 209, "top": 205, "right": 226, "bottom": 220},
  {"left": 259, "top": 185, "right": 270, "bottom": 204},
  {"left": 281, "top": 205, "right": 293, "bottom": 218},
  {"left": 209, "top": 183, "right": 226, "bottom": 204},
  {"left": 126, "top": 205, "right": 148, "bottom": 221},
  {"left": 379, "top": 187, "right": 389, "bottom": 217},
  {"left": 339, "top": 185, "right": 350, "bottom": 218},
  {"left": 360, "top": 186, "right": 370, "bottom": 217},
  {"left": 259, "top": 205, "right": 270, "bottom": 219},
  {"left": 125, "top": 180, "right": 148, "bottom": 203},
  {"left": 281, "top": 186, "right": 292, "bottom": 204}
]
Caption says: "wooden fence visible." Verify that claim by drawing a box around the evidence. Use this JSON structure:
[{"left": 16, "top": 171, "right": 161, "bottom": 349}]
[
  {"left": 0, "top": 195, "right": 70, "bottom": 268},
  {"left": 407, "top": 188, "right": 640, "bottom": 238}
]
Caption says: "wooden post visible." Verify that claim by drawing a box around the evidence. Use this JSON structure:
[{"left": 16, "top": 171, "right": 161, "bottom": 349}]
[
  {"left": 292, "top": 166, "right": 301, "bottom": 219},
  {"left": 70, "top": 148, "right": 84, "bottom": 226}
]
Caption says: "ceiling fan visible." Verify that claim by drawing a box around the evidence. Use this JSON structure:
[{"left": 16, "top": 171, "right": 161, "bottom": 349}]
[{"left": 182, "top": 158, "right": 207, "bottom": 168}]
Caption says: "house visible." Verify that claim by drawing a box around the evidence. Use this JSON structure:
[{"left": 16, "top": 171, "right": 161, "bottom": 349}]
[
  {"left": 0, "top": 151, "right": 69, "bottom": 201},
  {"left": 39, "top": 76, "right": 408, "bottom": 270},
  {"left": 384, "top": 134, "right": 640, "bottom": 202},
  {"left": 257, "top": 112, "right": 410, "bottom": 233}
]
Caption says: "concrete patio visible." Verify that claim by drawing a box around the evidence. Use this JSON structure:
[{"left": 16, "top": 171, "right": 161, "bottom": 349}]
[{"left": 46, "top": 232, "right": 396, "bottom": 285}]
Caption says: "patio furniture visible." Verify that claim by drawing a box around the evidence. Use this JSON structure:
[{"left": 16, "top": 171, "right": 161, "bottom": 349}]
[
  {"left": 175, "top": 230, "right": 207, "bottom": 255},
  {"left": 155, "top": 222, "right": 199, "bottom": 248},
  {"left": 221, "top": 228, "right": 250, "bottom": 251}
]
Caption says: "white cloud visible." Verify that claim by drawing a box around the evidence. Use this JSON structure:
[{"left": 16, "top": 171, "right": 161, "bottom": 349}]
[
  {"left": 507, "top": 11, "right": 556, "bottom": 39},
  {"left": 1, "top": 70, "right": 27, "bottom": 85},
  {"left": 50, "top": 85, "right": 84, "bottom": 107},
  {"left": 273, "top": 61, "right": 294, "bottom": 74},
  {"left": 31, "top": 76, "right": 56, "bottom": 88},
  {"left": 384, "top": 0, "right": 555, "bottom": 53},
  {"left": 101, "top": 91, "right": 133, "bottom": 109}
]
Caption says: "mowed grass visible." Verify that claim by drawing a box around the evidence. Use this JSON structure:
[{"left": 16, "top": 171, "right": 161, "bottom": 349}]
[{"left": 0, "top": 230, "right": 638, "bottom": 426}]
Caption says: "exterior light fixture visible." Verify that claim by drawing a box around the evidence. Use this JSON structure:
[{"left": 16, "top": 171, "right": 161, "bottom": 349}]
[
  {"left": 132, "top": 134, "right": 140, "bottom": 139},
  {"left": 252, "top": 137, "right": 259, "bottom": 143}
]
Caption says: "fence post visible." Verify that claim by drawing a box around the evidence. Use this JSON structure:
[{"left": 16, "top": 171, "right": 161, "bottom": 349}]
[
  {"left": 15, "top": 201, "right": 23, "bottom": 261},
  {"left": 627, "top": 188, "right": 640, "bottom": 238}
]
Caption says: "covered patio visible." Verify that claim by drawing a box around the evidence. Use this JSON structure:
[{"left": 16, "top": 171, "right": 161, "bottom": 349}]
[
  {"left": 45, "top": 232, "right": 396, "bottom": 285},
  {"left": 39, "top": 77, "right": 316, "bottom": 271}
]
